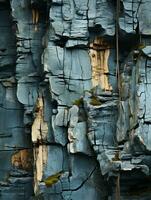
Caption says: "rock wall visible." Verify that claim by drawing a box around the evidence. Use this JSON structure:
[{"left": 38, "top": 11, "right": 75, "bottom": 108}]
[{"left": 1, "top": 0, "right": 151, "bottom": 199}]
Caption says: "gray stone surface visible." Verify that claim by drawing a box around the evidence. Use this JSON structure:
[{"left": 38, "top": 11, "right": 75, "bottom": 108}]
[{"left": 1, "top": 0, "right": 151, "bottom": 200}]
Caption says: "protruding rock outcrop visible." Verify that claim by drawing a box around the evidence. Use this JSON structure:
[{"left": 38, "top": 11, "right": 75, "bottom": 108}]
[{"left": 1, "top": 0, "right": 151, "bottom": 200}]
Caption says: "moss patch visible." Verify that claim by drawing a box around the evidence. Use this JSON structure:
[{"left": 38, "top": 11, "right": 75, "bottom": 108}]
[
  {"left": 73, "top": 98, "right": 83, "bottom": 106},
  {"left": 90, "top": 96, "right": 101, "bottom": 106}
]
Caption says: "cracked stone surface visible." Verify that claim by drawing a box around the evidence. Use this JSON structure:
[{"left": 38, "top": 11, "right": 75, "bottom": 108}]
[{"left": 1, "top": 0, "right": 151, "bottom": 199}]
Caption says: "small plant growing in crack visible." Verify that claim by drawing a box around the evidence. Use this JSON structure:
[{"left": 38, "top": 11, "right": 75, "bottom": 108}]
[
  {"left": 112, "top": 151, "right": 121, "bottom": 161},
  {"left": 43, "top": 171, "right": 63, "bottom": 187},
  {"left": 90, "top": 96, "right": 101, "bottom": 106},
  {"left": 72, "top": 98, "right": 83, "bottom": 106}
]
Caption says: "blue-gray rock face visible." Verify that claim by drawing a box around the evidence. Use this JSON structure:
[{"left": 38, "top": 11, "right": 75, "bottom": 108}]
[{"left": 1, "top": 0, "right": 151, "bottom": 200}]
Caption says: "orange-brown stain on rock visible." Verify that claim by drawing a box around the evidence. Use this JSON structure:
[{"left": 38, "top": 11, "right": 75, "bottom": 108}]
[
  {"left": 89, "top": 37, "right": 112, "bottom": 91},
  {"left": 33, "top": 145, "right": 48, "bottom": 193},
  {"left": 31, "top": 97, "right": 49, "bottom": 193},
  {"left": 11, "top": 149, "right": 33, "bottom": 171},
  {"left": 32, "top": 97, "right": 48, "bottom": 143},
  {"left": 32, "top": 8, "right": 39, "bottom": 31}
]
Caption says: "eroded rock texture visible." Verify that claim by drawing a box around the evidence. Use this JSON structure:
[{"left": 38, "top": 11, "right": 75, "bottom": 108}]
[{"left": 1, "top": 0, "right": 151, "bottom": 199}]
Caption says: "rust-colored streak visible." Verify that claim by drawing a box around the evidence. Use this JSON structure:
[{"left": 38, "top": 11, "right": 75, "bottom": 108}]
[
  {"left": 32, "top": 97, "right": 48, "bottom": 143},
  {"left": 11, "top": 149, "right": 33, "bottom": 171},
  {"left": 31, "top": 97, "right": 49, "bottom": 193},
  {"left": 33, "top": 145, "right": 48, "bottom": 193},
  {"left": 89, "top": 37, "right": 112, "bottom": 91},
  {"left": 32, "top": 9, "right": 39, "bottom": 31}
]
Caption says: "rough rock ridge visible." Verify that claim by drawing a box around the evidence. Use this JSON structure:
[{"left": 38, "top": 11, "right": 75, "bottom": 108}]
[{"left": 1, "top": 0, "right": 151, "bottom": 199}]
